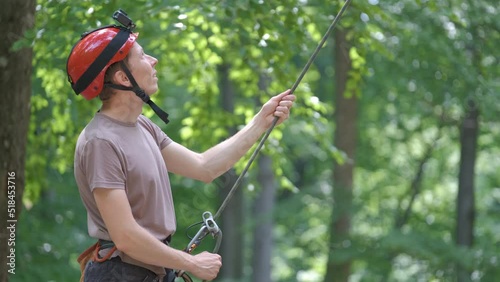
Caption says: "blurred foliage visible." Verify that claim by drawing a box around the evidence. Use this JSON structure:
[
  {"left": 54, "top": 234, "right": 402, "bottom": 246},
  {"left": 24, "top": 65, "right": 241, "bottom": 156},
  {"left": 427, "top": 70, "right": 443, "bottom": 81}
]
[
  {"left": 13, "top": 0, "right": 500, "bottom": 281},
  {"left": 12, "top": 172, "right": 91, "bottom": 281}
]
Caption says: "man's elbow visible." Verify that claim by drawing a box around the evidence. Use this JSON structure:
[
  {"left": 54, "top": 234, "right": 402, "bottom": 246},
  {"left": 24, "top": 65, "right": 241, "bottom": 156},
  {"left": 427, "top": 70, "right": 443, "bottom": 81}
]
[
  {"left": 197, "top": 162, "right": 221, "bottom": 184},
  {"left": 199, "top": 174, "right": 215, "bottom": 184},
  {"left": 111, "top": 232, "right": 132, "bottom": 253},
  {"left": 198, "top": 167, "right": 233, "bottom": 184}
]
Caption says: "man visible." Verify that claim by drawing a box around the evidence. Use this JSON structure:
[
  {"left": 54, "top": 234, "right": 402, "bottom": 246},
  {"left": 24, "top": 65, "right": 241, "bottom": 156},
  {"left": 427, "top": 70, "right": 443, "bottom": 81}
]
[{"left": 66, "top": 11, "right": 295, "bottom": 282}]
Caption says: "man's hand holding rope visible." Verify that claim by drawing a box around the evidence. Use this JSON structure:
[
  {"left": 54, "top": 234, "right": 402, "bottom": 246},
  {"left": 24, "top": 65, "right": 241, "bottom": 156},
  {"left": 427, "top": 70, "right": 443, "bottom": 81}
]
[{"left": 255, "top": 89, "right": 296, "bottom": 128}]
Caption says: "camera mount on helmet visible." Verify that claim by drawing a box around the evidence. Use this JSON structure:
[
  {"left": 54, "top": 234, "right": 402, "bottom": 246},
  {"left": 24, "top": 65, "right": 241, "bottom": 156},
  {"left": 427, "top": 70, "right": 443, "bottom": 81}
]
[{"left": 112, "top": 9, "right": 136, "bottom": 31}]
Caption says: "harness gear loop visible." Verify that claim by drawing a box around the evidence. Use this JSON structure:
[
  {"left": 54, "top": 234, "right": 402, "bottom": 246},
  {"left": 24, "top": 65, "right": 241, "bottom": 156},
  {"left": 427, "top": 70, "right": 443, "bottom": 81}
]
[
  {"left": 76, "top": 241, "right": 117, "bottom": 282},
  {"left": 77, "top": 242, "right": 97, "bottom": 282},
  {"left": 93, "top": 242, "right": 118, "bottom": 263}
]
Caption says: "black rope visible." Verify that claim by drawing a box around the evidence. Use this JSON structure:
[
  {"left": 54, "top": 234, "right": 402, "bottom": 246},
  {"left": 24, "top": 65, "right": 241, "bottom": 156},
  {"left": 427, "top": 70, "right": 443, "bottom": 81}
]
[
  {"left": 185, "top": 221, "right": 204, "bottom": 240},
  {"left": 213, "top": 0, "right": 353, "bottom": 220}
]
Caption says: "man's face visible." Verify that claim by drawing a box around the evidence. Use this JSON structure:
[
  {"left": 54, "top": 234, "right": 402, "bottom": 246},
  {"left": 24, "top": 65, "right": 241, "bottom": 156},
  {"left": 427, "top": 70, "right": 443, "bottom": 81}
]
[{"left": 126, "top": 42, "right": 159, "bottom": 95}]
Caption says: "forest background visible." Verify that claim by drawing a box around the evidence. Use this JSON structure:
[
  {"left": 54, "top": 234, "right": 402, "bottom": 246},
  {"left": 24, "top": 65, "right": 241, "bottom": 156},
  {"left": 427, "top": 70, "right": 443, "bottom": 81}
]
[{"left": 0, "top": 0, "right": 499, "bottom": 281}]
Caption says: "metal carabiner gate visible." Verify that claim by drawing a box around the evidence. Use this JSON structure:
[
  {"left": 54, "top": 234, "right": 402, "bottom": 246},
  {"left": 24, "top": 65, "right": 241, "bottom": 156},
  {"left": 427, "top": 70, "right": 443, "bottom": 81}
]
[{"left": 175, "top": 211, "right": 223, "bottom": 281}]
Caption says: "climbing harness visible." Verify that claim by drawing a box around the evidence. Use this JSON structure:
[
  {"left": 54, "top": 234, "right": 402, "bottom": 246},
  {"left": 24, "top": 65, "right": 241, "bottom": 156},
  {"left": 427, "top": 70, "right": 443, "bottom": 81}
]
[
  {"left": 177, "top": 0, "right": 353, "bottom": 280},
  {"left": 78, "top": 237, "right": 179, "bottom": 282}
]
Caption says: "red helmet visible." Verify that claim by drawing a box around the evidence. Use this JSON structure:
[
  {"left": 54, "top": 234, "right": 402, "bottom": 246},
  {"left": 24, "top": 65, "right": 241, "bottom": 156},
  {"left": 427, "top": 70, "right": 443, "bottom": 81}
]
[{"left": 67, "top": 27, "right": 138, "bottom": 100}]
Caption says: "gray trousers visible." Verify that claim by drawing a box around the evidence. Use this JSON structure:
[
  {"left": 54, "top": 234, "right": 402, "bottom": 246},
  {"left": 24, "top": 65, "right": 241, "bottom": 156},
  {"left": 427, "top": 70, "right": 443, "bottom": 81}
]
[{"left": 83, "top": 256, "right": 176, "bottom": 282}]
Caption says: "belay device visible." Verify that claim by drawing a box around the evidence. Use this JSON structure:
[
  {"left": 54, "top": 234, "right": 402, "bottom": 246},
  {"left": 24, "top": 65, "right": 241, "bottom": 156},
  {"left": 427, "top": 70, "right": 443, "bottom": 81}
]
[{"left": 177, "top": 0, "right": 353, "bottom": 281}]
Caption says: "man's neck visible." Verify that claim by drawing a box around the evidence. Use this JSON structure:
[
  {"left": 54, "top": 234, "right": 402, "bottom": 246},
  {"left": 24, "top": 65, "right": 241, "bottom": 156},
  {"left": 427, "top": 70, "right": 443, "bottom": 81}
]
[{"left": 100, "top": 92, "right": 143, "bottom": 123}]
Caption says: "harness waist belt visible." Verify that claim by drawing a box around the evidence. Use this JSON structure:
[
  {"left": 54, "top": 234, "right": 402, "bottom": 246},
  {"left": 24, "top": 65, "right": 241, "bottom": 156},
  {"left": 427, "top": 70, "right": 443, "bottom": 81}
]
[{"left": 98, "top": 235, "right": 172, "bottom": 250}]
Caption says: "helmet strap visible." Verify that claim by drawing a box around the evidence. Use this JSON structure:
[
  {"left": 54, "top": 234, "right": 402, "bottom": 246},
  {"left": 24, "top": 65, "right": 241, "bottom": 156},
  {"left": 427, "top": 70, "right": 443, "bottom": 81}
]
[
  {"left": 105, "top": 61, "right": 170, "bottom": 125},
  {"left": 70, "top": 28, "right": 130, "bottom": 95}
]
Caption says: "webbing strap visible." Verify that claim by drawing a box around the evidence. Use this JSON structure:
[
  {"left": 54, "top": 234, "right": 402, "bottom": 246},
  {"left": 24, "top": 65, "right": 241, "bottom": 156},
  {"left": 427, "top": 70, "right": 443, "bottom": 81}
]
[
  {"left": 93, "top": 244, "right": 117, "bottom": 263},
  {"left": 146, "top": 100, "right": 170, "bottom": 124},
  {"left": 118, "top": 61, "right": 170, "bottom": 124}
]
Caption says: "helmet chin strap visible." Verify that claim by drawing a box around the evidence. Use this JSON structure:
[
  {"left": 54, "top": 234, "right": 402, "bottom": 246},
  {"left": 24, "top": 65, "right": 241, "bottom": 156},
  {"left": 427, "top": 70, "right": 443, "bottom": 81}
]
[{"left": 105, "top": 61, "right": 170, "bottom": 125}]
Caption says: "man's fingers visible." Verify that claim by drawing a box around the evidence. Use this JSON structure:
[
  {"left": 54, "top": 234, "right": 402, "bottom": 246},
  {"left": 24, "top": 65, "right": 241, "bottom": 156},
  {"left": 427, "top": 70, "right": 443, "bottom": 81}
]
[
  {"left": 275, "top": 106, "right": 290, "bottom": 114},
  {"left": 274, "top": 89, "right": 291, "bottom": 100},
  {"left": 279, "top": 100, "right": 294, "bottom": 108}
]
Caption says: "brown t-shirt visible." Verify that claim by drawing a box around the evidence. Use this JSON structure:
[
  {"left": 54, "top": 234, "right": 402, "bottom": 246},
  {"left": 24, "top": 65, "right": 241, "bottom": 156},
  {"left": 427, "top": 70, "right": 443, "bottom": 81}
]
[{"left": 74, "top": 113, "right": 175, "bottom": 276}]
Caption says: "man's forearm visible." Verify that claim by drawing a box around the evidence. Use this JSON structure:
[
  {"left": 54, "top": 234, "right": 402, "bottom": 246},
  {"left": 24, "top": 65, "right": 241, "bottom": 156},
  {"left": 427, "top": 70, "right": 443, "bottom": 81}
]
[
  {"left": 116, "top": 223, "right": 195, "bottom": 272},
  {"left": 200, "top": 118, "right": 267, "bottom": 180}
]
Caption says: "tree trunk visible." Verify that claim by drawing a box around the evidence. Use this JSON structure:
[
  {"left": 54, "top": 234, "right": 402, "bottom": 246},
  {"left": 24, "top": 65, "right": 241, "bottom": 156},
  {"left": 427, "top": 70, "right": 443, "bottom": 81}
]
[
  {"left": 325, "top": 29, "right": 357, "bottom": 282},
  {"left": 252, "top": 155, "right": 275, "bottom": 282},
  {"left": 456, "top": 99, "right": 478, "bottom": 282},
  {"left": 217, "top": 63, "right": 245, "bottom": 280},
  {"left": 0, "top": 1, "right": 35, "bottom": 281},
  {"left": 217, "top": 170, "right": 244, "bottom": 280}
]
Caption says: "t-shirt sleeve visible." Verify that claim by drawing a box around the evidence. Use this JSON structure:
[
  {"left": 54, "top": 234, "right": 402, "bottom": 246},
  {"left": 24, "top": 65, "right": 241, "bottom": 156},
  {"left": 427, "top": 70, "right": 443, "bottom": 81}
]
[
  {"left": 155, "top": 125, "right": 172, "bottom": 150},
  {"left": 140, "top": 115, "right": 172, "bottom": 150},
  {"left": 81, "top": 138, "right": 126, "bottom": 191}
]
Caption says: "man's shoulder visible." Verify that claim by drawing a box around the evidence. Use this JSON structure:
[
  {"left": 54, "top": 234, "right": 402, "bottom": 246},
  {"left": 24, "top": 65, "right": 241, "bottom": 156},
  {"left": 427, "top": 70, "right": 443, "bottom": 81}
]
[
  {"left": 137, "top": 114, "right": 154, "bottom": 126},
  {"left": 137, "top": 115, "right": 171, "bottom": 147},
  {"left": 81, "top": 114, "right": 107, "bottom": 140},
  {"left": 137, "top": 114, "right": 160, "bottom": 133},
  {"left": 76, "top": 114, "right": 116, "bottom": 147}
]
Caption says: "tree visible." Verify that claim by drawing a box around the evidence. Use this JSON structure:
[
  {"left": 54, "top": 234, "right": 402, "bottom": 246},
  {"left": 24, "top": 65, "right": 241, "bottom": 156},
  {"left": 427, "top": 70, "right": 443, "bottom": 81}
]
[
  {"left": 216, "top": 63, "right": 245, "bottom": 280},
  {"left": 0, "top": 0, "right": 36, "bottom": 281},
  {"left": 250, "top": 74, "right": 277, "bottom": 282},
  {"left": 325, "top": 28, "right": 357, "bottom": 282},
  {"left": 20, "top": 2, "right": 321, "bottom": 280},
  {"left": 350, "top": 0, "right": 499, "bottom": 280},
  {"left": 17, "top": 1, "right": 500, "bottom": 281},
  {"left": 456, "top": 99, "right": 478, "bottom": 282},
  {"left": 252, "top": 155, "right": 276, "bottom": 282}
]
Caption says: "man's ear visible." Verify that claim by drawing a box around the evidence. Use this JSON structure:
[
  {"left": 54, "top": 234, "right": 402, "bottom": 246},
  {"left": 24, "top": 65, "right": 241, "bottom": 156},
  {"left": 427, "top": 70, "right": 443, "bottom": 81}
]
[{"left": 112, "top": 69, "right": 132, "bottom": 87}]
